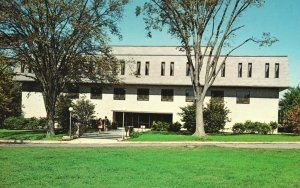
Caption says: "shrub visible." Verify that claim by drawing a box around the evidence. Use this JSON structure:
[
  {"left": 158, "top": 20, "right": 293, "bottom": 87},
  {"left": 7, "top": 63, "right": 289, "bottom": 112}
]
[
  {"left": 151, "top": 121, "right": 170, "bottom": 131},
  {"left": 168, "top": 122, "right": 182, "bottom": 132},
  {"left": 203, "top": 99, "right": 230, "bottom": 133},
  {"left": 55, "top": 95, "right": 72, "bottom": 132},
  {"left": 3, "top": 116, "right": 28, "bottom": 129},
  {"left": 179, "top": 99, "right": 230, "bottom": 133},
  {"left": 232, "top": 123, "right": 245, "bottom": 134},
  {"left": 232, "top": 121, "right": 275, "bottom": 134}
]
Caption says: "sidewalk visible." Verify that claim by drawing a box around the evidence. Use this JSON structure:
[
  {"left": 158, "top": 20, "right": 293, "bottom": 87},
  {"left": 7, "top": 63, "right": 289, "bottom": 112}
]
[{"left": 1, "top": 138, "right": 300, "bottom": 149}]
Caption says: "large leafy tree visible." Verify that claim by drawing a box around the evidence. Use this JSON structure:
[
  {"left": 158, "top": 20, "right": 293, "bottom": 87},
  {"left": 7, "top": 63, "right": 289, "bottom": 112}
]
[
  {"left": 0, "top": 0, "right": 128, "bottom": 135},
  {"left": 137, "top": 0, "right": 277, "bottom": 136},
  {"left": 0, "top": 57, "right": 22, "bottom": 126}
]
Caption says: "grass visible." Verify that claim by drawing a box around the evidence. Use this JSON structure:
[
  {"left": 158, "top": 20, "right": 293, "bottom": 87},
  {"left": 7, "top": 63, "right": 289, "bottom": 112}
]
[
  {"left": 129, "top": 131, "right": 300, "bottom": 142},
  {"left": 0, "top": 147, "right": 299, "bottom": 187},
  {"left": 0, "top": 129, "right": 64, "bottom": 141}
]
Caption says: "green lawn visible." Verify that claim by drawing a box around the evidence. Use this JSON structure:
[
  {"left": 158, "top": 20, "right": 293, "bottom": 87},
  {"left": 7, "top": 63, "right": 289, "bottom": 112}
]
[
  {"left": 130, "top": 131, "right": 300, "bottom": 142},
  {"left": 0, "top": 147, "right": 299, "bottom": 187},
  {"left": 0, "top": 129, "right": 64, "bottom": 141}
]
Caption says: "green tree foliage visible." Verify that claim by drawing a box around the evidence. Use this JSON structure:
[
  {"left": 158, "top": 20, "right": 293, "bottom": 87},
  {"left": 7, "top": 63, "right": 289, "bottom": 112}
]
[
  {"left": 137, "top": 0, "right": 277, "bottom": 136},
  {"left": 72, "top": 97, "right": 95, "bottom": 136},
  {"left": 55, "top": 95, "right": 72, "bottom": 133},
  {"left": 0, "top": 59, "right": 22, "bottom": 126},
  {"left": 280, "top": 86, "right": 300, "bottom": 116},
  {"left": 179, "top": 99, "right": 230, "bottom": 133},
  {"left": 0, "top": 0, "right": 128, "bottom": 135}
]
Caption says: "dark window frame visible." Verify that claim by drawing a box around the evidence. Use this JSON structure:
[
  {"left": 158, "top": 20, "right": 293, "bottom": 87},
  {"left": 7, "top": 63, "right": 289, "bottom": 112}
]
[
  {"left": 90, "top": 87, "right": 102, "bottom": 99},
  {"left": 161, "top": 89, "right": 174, "bottom": 102},
  {"left": 248, "top": 63, "right": 252, "bottom": 78},
  {"left": 221, "top": 63, "right": 225, "bottom": 77},
  {"left": 265, "top": 63, "right": 270, "bottom": 78},
  {"left": 145, "top": 61, "right": 149, "bottom": 76},
  {"left": 186, "top": 62, "right": 190, "bottom": 76},
  {"left": 236, "top": 91, "right": 250, "bottom": 104},
  {"left": 120, "top": 61, "right": 125, "bottom": 75},
  {"left": 137, "top": 88, "right": 149, "bottom": 101},
  {"left": 275, "top": 63, "right": 279, "bottom": 78},
  {"left": 170, "top": 62, "right": 174, "bottom": 76},
  {"left": 161, "top": 62, "right": 165, "bottom": 76},
  {"left": 67, "top": 86, "right": 80, "bottom": 99},
  {"left": 185, "top": 89, "right": 194, "bottom": 102},
  {"left": 136, "top": 61, "right": 141, "bottom": 75},
  {"left": 238, "top": 63, "right": 242, "bottom": 78},
  {"left": 211, "top": 90, "right": 224, "bottom": 101},
  {"left": 114, "top": 88, "right": 126, "bottom": 100}
]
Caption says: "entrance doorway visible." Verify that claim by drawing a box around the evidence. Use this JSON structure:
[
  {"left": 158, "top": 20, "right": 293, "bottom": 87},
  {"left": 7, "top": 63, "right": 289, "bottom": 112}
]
[{"left": 113, "top": 112, "right": 173, "bottom": 128}]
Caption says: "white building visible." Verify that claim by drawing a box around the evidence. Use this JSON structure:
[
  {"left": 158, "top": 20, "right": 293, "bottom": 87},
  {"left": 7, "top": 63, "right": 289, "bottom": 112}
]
[{"left": 16, "top": 46, "right": 289, "bottom": 131}]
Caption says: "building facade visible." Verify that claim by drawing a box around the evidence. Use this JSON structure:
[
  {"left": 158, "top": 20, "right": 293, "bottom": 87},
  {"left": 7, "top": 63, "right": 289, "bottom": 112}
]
[{"left": 16, "top": 46, "right": 289, "bottom": 131}]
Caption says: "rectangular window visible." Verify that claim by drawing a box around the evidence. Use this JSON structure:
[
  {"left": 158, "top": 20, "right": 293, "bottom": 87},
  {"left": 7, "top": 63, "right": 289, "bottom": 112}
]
[
  {"left": 90, "top": 87, "right": 102, "bottom": 99},
  {"left": 114, "top": 88, "right": 126, "bottom": 100},
  {"left": 161, "top": 89, "right": 174, "bottom": 102},
  {"left": 120, "top": 61, "right": 125, "bottom": 75},
  {"left": 185, "top": 89, "right": 194, "bottom": 102},
  {"left": 28, "top": 66, "right": 32, "bottom": 73},
  {"left": 20, "top": 63, "right": 25, "bottom": 73},
  {"left": 170, "top": 62, "right": 174, "bottom": 76},
  {"left": 137, "top": 88, "right": 149, "bottom": 101},
  {"left": 248, "top": 63, "right": 252, "bottom": 78},
  {"left": 67, "top": 86, "right": 79, "bottom": 99},
  {"left": 238, "top": 63, "right": 242, "bottom": 77},
  {"left": 275, "top": 63, "right": 279, "bottom": 78},
  {"left": 221, "top": 63, "right": 225, "bottom": 77},
  {"left": 236, "top": 91, "right": 250, "bottom": 104},
  {"left": 136, "top": 61, "right": 141, "bottom": 75},
  {"left": 186, "top": 62, "right": 190, "bottom": 76},
  {"left": 145, "top": 61, "right": 149, "bottom": 76},
  {"left": 211, "top": 90, "right": 224, "bottom": 100},
  {"left": 265, "top": 63, "right": 269, "bottom": 78},
  {"left": 161, "top": 62, "right": 165, "bottom": 76},
  {"left": 212, "top": 61, "right": 216, "bottom": 76}
]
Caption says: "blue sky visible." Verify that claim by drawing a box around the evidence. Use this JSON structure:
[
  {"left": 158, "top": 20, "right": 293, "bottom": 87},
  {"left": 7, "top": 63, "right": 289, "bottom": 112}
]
[{"left": 110, "top": 0, "right": 300, "bottom": 87}]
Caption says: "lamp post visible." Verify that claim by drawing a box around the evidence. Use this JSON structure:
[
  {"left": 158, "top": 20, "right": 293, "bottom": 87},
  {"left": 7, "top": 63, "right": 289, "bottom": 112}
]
[{"left": 68, "top": 107, "right": 73, "bottom": 138}]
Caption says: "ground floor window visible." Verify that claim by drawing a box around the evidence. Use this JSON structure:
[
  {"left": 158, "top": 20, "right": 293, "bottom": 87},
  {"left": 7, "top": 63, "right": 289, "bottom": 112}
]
[
  {"left": 137, "top": 88, "right": 149, "bottom": 101},
  {"left": 211, "top": 90, "right": 224, "bottom": 101},
  {"left": 236, "top": 90, "right": 250, "bottom": 104},
  {"left": 90, "top": 87, "right": 102, "bottom": 99},
  {"left": 185, "top": 89, "right": 194, "bottom": 102}
]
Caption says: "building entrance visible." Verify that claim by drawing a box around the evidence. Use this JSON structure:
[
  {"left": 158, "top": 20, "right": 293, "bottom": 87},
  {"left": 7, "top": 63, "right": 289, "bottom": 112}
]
[{"left": 113, "top": 112, "right": 173, "bottom": 128}]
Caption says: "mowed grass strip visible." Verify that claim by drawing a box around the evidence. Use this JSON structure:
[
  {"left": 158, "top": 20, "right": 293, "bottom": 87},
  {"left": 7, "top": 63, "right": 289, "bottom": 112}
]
[
  {"left": 0, "top": 147, "right": 299, "bottom": 188},
  {"left": 0, "top": 129, "right": 64, "bottom": 141},
  {"left": 130, "top": 132, "right": 300, "bottom": 142}
]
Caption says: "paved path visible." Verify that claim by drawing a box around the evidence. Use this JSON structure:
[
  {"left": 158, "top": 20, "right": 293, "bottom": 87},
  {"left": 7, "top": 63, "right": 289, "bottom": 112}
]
[{"left": 1, "top": 140, "right": 300, "bottom": 149}]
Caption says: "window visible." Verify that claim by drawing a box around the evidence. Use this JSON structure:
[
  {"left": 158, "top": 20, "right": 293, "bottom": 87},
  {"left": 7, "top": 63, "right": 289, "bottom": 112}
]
[
  {"left": 248, "top": 63, "right": 252, "bottom": 78},
  {"left": 88, "top": 62, "right": 93, "bottom": 73},
  {"left": 67, "top": 86, "right": 79, "bottom": 99},
  {"left": 20, "top": 63, "right": 25, "bottom": 73},
  {"left": 275, "top": 63, "right": 279, "bottom": 78},
  {"left": 136, "top": 61, "right": 141, "bottom": 75},
  {"left": 236, "top": 91, "right": 250, "bottom": 104},
  {"left": 161, "top": 89, "right": 173, "bottom": 101},
  {"left": 265, "top": 63, "right": 269, "bottom": 78},
  {"left": 90, "top": 87, "right": 102, "bottom": 99},
  {"left": 221, "top": 63, "right": 225, "bottom": 77},
  {"left": 137, "top": 88, "right": 149, "bottom": 101},
  {"left": 114, "top": 88, "right": 126, "bottom": 100},
  {"left": 28, "top": 66, "right": 32, "bottom": 73},
  {"left": 170, "top": 62, "right": 174, "bottom": 76},
  {"left": 186, "top": 62, "right": 190, "bottom": 76},
  {"left": 211, "top": 90, "right": 224, "bottom": 100},
  {"left": 161, "top": 62, "right": 165, "bottom": 76},
  {"left": 145, "top": 61, "right": 149, "bottom": 76},
  {"left": 185, "top": 89, "right": 194, "bottom": 102},
  {"left": 238, "top": 63, "right": 242, "bottom": 77},
  {"left": 120, "top": 61, "right": 125, "bottom": 75},
  {"left": 212, "top": 61, "right": 216, "bottom": 76}
]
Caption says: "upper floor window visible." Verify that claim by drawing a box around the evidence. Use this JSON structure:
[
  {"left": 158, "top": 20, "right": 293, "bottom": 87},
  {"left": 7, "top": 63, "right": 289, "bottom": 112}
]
[
  {"left": 136, "top": 61, "right": 141, "bottom": 75},
  {"left": 221, "top": 63, "right": 225, "bottom": 77},
  {"left": 185, "top": 89, "right": 194, "bottom": 102},
  {"left": 161, "top": 89, "right": 173, "bottom": 102},
  {"left": 275, "top": 63, "right": 279, "bottom": 78},
  {"left": 211, "top": 90, "right": 224, "bottom": 100},
  {"left": 161, "top": 62, "right": 165, "bottom": 76},
  {"left": 120, "top": 61, "right": 125, "bottom": 75},
  {"left": 20, "top": 63, "right": 25, "bottom": 73},
  {"left": 170, "top": 62, "right": 174, "bottom": 76},
  {"left": 90, "top": 87, "right": 102, "bottom": 99},
  {"left": 145, "top": 61, "right": 149, "bottom": 76},
  {"left": 67, "top": 86, "right": 79, "bottom": 99},
  {"left": 137, "top": 88, "right": 149, "bottom": 101},
  {"left": 238, "top": 63, "right": 242, "bottom": 77},
  {"left": 236, "top": 91, "right": 250, "bottom": 104},
  {"left": 248, "top": 63, "right": 252, "bottom": 78},
  {"left": 265, "top": 63, "right": 270, "bottom": 78},
  {"left": 114, "top": 88, "right": 125, "bottom": 100},
  {"left": 186, "top": 62, "right": 190, "bottom": 76}
]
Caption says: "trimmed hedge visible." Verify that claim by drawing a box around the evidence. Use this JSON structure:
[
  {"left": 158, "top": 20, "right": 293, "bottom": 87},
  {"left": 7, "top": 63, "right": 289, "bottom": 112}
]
[
  {"left": 3, "top": 116, "right": 47, "bottom": 130},
  {"left": 232, "top": 121, "right": 278, "bottom": 134},
  {"left": 151, "top": 121, "right": 182, "bottom": 133}
]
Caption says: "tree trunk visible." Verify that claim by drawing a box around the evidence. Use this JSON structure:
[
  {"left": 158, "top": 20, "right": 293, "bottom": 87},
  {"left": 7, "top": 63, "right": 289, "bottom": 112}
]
[
  {"left": 43, "top": 90, "right": 57, "bottom": 136},
  {"left": 193, "top": 98, "right": 206, "bottom": 137}
]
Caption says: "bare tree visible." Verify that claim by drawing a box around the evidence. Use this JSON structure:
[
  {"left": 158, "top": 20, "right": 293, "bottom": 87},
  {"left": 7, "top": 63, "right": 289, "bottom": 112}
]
[
  {"left": 137, "top": 0, "right": 277, "bottom": 136},
  {"left": 0, "top": 0, "right": 128, "bottom": 135}
]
